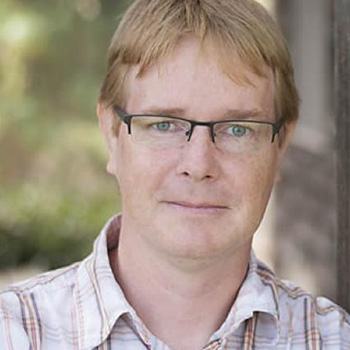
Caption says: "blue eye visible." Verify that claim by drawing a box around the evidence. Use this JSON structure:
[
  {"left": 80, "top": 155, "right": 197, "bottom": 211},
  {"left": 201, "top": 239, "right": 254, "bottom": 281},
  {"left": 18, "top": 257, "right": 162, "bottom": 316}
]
[
  {"left": 230, "top": 126, "right": 247, "bottom": 137},
  {"left": 155, "top": 122, "right": 172, "bottom": 131}
]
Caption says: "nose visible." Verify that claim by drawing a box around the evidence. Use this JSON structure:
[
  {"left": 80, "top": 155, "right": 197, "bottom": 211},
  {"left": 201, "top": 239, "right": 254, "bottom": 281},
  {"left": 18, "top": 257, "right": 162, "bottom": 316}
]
[{"left": 176, "top": 126, "right": 220, "bottom": 182}]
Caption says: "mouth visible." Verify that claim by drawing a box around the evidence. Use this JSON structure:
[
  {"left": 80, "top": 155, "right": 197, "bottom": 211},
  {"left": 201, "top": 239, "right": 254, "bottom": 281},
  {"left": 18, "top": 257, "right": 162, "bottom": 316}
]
[{"left": 163, "top": 201, "right": 229, "bottom": 214}]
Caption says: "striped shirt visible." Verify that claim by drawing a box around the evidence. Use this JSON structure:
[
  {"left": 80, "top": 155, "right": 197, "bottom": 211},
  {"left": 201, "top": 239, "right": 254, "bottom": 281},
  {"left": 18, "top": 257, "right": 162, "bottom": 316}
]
[{"left": 0, "top": 214, "right": 349, "bottom": 350}]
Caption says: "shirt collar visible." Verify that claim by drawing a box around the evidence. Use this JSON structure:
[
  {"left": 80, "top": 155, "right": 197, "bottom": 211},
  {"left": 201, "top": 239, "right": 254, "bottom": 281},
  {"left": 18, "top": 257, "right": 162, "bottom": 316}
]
[
  {"left": 74, "top": 214, "right": 133, "bottom": 350},
  {"left": 211, "top": 251, "right": 280, "bottom": 344},
  {"left": 75, "top": 214, "right": 280, "bottom": 349}
]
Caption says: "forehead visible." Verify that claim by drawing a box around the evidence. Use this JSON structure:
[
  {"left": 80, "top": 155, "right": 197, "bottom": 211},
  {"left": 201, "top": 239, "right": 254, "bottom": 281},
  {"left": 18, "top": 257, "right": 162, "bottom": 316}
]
[{"left": 124, "top": 38, "right": 275, "bottom": 120}]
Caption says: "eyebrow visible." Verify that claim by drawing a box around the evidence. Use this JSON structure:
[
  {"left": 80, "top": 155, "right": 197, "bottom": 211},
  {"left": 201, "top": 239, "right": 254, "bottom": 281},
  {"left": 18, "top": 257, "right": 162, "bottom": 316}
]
[
  {"left": 137, "top": 107, "right": 185, "bottom": 117},
  {"left": 221, "top": 109, "right": 268, "bottom": 120},
  {"left": 137, "top": 107, "right": 268, "bottom": 121}
]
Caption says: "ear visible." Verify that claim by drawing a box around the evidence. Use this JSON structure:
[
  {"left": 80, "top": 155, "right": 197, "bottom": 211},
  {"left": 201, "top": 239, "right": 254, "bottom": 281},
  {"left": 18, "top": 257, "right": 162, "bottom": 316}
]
[{"left": 97, "top": 103, "right": 119, "bottom": 176}]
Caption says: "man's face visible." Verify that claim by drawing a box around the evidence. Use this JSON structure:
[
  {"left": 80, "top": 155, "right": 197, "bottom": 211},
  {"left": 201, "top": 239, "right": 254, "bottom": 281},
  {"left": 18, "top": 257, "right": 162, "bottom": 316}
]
[{"left": 100, "top": 38, "right": 294, "bottom": 261}]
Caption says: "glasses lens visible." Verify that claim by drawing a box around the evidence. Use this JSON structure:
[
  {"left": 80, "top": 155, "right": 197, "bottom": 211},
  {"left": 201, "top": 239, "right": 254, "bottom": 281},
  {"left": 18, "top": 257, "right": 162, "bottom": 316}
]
[
  {"left": 131, "top": 116, "right": 191, "bottom": 148},
  {"left": 213, "top": 121, "right": 273, "bottom": 153}
]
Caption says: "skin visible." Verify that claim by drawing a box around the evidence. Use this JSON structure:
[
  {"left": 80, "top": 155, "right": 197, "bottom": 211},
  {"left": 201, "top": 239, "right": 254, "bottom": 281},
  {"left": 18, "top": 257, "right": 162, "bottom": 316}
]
[{"left": 98, "top": 37, "right": 295, "bottom": 350}]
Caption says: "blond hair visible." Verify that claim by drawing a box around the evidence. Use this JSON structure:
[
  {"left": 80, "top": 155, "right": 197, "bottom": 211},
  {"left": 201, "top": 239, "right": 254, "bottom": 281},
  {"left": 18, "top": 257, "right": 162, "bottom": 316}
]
[{"left": 99, "top": 0, "right": 299, "bottom": 123}]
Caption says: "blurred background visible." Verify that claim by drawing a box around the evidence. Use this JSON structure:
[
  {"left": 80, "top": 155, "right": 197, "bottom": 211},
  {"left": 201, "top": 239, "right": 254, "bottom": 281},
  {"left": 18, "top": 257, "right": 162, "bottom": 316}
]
[{"left": 0, "top": 0, "right": 336, "bottom": 301}]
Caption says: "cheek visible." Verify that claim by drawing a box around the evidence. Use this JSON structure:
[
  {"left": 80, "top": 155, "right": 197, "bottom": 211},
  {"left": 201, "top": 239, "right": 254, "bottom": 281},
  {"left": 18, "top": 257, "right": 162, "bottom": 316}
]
[
  {"left": 230, "top": 151, "right": 279, "bottom": 204},
  {"left": 116, "top": 139, "right": 176, "bottom": 202}
]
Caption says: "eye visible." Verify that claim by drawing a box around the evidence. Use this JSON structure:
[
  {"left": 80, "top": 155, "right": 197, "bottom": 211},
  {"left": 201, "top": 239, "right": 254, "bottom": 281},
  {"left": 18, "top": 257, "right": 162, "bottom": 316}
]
[
  {"left": 155, "top": 121, "right": 172, "bottom": 131},
  {"left": 229, "top": 125, "right": 248, "bottom": 137}
]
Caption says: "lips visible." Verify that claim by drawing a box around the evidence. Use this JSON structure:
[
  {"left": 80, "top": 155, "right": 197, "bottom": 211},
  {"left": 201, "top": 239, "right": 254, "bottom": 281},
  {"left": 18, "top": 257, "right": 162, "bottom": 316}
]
[
  {"left": 169, "top": 201, "right": 227, "bottom": 208},
  {"left": 163, "top": 200, "right": 229, "bottom": 212}
]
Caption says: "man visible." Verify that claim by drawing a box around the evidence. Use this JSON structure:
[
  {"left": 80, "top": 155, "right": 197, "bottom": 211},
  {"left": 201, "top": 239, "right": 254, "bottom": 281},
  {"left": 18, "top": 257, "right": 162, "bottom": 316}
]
[{"left": 1, "top": 0, "right": 349, "bottom": 349}]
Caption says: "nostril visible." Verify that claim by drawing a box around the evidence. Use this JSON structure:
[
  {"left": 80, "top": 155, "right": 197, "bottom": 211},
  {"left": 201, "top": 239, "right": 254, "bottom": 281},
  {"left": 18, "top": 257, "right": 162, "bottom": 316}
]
[{"left": 180, "top": 169, "right": 213, "bottom": 180}]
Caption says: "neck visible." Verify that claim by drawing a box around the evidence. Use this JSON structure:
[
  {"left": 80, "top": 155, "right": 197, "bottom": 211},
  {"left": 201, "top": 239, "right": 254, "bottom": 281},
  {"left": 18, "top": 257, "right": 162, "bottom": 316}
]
[{"left": 109, "top": 224, "right": 251, "bottom": 350}]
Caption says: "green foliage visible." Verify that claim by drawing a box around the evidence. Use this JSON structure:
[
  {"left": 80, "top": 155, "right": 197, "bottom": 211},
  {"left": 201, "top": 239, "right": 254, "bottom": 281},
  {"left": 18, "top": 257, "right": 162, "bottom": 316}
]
[
  {"left": 0, "top": 184, "right": 119, "bottom": 269},
  {"left": 0, "top": 0, "right": 127, "bottom": 270}
]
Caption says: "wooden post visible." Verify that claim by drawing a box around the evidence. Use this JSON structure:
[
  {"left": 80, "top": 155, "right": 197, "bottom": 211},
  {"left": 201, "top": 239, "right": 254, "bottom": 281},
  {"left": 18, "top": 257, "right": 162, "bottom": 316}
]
[{"left": 334, "top": 0, "right": 350, "bottom": 312}]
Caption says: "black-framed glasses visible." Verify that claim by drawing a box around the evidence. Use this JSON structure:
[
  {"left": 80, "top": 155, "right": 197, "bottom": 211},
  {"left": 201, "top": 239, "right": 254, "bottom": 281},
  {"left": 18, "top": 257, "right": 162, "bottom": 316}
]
[{"left": 113, "top": 106, "right": 284, "bottom": 154}]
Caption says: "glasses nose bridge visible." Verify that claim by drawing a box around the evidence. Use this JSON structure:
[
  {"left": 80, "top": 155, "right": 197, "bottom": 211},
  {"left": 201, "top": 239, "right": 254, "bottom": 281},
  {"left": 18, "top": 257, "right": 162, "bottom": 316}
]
[{"left": 186, "top": 121, "right": 215, "bottom": 143}]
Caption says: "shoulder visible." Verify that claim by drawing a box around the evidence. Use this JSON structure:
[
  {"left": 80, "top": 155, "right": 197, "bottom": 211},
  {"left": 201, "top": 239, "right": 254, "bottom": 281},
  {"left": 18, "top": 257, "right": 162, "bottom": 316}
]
[
  {"left": 253, "top": 258, "right": 350, "bottom": 347},
  {"left": 0, "top": 260, "right": 82, "bottom": 311},
  {"left": 0, "top": 260, "right": 81, "bottom": 298},
  {"left": 277, "top": 277, "right": 350, "bottom": 347},
  {"left": 0, "top": 261, "right": 82, "bottom": 346},
  {"left": 0, "top": 261, "right": 81, "bottom": 315}
]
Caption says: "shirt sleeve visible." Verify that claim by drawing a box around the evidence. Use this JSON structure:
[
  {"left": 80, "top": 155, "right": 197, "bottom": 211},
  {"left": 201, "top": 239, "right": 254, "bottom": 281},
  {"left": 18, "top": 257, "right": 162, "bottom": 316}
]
[{"left": 316, "top": 297, "right": 350, "bottom": 349}]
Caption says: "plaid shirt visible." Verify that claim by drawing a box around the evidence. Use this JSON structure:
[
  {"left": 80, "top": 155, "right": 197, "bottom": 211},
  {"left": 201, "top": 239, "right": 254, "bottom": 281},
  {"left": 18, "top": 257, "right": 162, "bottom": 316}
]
[{"left": 1, "top": 214, "right": 349, "bottom": 350}]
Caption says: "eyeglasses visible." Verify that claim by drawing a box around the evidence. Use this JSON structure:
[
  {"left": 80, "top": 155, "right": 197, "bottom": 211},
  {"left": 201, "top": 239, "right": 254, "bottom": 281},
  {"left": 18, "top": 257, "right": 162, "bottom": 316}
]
[{"left": 113, "top": 106, "right": 284, "bottom": 154}]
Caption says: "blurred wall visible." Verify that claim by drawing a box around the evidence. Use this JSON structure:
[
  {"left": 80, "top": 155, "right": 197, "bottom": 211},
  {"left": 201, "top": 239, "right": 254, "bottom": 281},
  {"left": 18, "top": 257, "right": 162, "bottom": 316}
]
[{"left": 275, "top": 0, "right": 336, "bottom": 300}]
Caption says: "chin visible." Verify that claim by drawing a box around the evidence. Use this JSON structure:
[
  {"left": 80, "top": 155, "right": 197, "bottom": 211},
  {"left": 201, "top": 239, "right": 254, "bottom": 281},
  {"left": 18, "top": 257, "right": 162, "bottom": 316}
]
[{"left": 160, "top": 223, "right": 240, "bottom": 257}]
